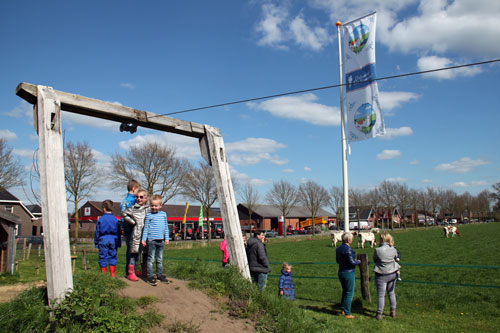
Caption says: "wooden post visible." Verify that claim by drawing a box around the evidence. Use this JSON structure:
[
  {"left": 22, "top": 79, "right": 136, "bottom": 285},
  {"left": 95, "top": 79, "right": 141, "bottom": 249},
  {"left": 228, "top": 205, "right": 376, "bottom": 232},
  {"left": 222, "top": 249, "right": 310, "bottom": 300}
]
[
  {"left": 82, "top": 250, "right": 87, "bottom": 270},
  {"left": 71, "top": 256, "right": 77, "bottom": 273},
  {"left": 22, "top": 238, "right": 27, "bottom": 260},
  {"left": 26, "top": 243, "right": 32, "bottom": 260},
  {"left": 15, "top": 261, "right": 18, "bottom": 272},
  {"left": 38, "top": 244, "right": 41, "bottom": 256},
  {"left": 35, "top": 264, "right": 40, "bottom": 276},
  {"left": 200, "top": 126, "right": 250, "bottom": 280},
  {"left": 357, "top": 253, "right": 371, "bottom": 302},
  {"left": 35, "top": 85, "right": 73, "bottom": 305}
]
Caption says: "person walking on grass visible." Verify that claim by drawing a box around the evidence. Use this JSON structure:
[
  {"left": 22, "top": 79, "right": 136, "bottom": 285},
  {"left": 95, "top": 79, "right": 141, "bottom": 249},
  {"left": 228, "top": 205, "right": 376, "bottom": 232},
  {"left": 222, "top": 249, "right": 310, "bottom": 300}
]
[
  {"left": 122, "top": 189, "right": 149, "bottom": 282},
  {"left": 94, "top": 200, "right": 121, "bottom": 277},
  {"left": 246, "top": 231, "right": 271, "bottom": 290},
  {"left": 373, "top": 232, "right": 400, "bottom": 320},
  {"left": 336, "top": 232, "right": 360, "bottom": 319},
  {"left": 279, "top": 262, "right": 295, "bottom": 300},
  {"left": 141, "top": 194, "right": 171, "bottom": 286}
]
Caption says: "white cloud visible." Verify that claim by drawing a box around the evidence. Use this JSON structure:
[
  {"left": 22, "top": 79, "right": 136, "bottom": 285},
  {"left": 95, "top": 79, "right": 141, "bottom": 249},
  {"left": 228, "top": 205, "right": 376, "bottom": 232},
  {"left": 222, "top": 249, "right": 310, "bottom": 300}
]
[
  {"left": 13, "top": 149, "right": 35, "bottom": 158},
  {"left": 423, "top": 179, "right": 433, "bottom": 183},
  {"left": 386, "top": 177, "right": 408, "bottom": 182},
  {"left": 3, "top": 101, "right": 32, "bottom": 119},
  {"left": 120, "top": 83, "right": 136, "bottom": 89},
  {"left": 409, "top": 160, "right": 419, "bottom": 165},
  {"left": 300, "top": 177, "right": 308, "bottom": 184},
  {"left": 377, "top": 149, "right": 401, "bottom": 160},
  {"left": 226, "top": 137, "right": 288, "bottom": 166},
  {"left": 230, "top": 166, "right": 272, "bottom": 187},
  {"left": 417, "top": 56, "right": 482, "bottom": 80},
  {"left": 62, "top": 111, "right": 118, "bottom": 131},
  {"left": 453, "top": 180, "right": 490, "bottom": 188},
  {"left": 118, "top": 132, "right": 201, "bottom": 160},
  {"left": 453, "top": 181, "right": 468, "bottom": 187},
  {"left": 380, "top": 127, "right": 413, "bottom": 140},
  {"left": 282, "top": 168, "right": 294, "bottom": 173},
  {"left": 91, "top": 149, "right": 111, "bottom": 162},
  {"left": 255, "top": 3, "right": 332, "bottom": 51},
  {"left": 304, "top": 166, "right": 312, "bottom": 172},
  {"left": 379, "top": 91, "right": 420, "bottom": 115},
  {"left": 0, "top": 129, "right": 17, "bottom": 140},
  {"left": 248, "top": 93, "right": 340, "bottom": 126},
  {"left": 434, "top": 157, "right": 490, "bottom": 173}
]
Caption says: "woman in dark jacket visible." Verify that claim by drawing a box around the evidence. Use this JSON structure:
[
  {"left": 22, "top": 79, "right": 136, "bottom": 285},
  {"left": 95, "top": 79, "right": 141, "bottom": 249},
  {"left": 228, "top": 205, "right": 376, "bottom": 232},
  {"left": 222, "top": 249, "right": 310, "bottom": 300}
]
[
  {"left": 246, "top": 231, "right": 271, "bottom": 290},
  {"left": 336, "top": 232, "right": 360, "bottom": 319}
]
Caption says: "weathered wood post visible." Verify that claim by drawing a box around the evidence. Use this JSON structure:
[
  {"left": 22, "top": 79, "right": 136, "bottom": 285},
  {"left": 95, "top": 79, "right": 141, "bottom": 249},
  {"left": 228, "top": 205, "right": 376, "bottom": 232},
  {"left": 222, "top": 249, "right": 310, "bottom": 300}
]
[
  {"left": 357, "top": 253, "right": 371, "bottom": 302},
  {"left": 22, "top": 238, "right": 27, "bottom": 260},
  {"left": 38, "top": 244, "right": 41, "bottom": 256},
  {"left": 35, "top": 85, "right": 73, "bottom": 305},
  {"left": 82, "top": 249, "right": 87, "bottom": 270},
  {"left": 200, "top": 125, "right": 250, "bottom": 280},
  {"left": 35, "top": 264, "right": 40, "bottom": 276},
  {"left": 26, "top": 243, "right": 32, "bottom": 260}
]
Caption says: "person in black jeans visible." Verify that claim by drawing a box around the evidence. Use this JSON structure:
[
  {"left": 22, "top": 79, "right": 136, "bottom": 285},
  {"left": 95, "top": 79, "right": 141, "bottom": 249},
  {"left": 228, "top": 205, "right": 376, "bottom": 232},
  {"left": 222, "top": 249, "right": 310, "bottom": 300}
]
[{"left": 246, "top": 231, "right": 271, "bottom": 290}]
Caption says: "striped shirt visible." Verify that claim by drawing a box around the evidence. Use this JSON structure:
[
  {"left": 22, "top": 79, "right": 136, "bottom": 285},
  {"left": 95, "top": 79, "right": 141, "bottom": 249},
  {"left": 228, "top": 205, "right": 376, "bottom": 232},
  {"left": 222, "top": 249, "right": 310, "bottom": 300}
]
[{"left": 142, "top": 211, "right": 168, "bottom": 241}]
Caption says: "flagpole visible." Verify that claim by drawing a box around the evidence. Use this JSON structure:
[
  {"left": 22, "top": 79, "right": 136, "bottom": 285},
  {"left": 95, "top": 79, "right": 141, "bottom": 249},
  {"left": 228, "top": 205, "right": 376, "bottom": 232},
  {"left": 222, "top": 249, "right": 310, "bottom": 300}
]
[{"left": 336, "top": 21, "right": 350, "bottom": 232}]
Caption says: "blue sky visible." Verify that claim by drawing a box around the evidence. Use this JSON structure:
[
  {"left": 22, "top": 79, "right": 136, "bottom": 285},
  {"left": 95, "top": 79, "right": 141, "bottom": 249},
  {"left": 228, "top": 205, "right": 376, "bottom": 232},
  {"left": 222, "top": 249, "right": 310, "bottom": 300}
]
[{"left": 1, "top": 0, "right": 499, "bottom": 207}]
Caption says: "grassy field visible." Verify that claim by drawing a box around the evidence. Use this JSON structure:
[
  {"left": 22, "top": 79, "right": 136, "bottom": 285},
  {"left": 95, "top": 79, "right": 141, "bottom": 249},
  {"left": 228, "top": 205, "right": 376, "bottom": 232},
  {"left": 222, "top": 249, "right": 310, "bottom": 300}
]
[
  {"left": 162, "top": 223, "right": 500, "bottom": 332},
  {"left": 2, "top": 223, "right": 499, "bottom": 332}
]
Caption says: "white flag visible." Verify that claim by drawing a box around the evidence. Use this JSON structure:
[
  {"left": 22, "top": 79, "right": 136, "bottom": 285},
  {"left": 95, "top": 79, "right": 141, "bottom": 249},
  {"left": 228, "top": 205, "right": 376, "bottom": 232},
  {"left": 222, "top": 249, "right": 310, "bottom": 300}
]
[{"left": 342, "top": 12, "right": 385, "bottom": 142}]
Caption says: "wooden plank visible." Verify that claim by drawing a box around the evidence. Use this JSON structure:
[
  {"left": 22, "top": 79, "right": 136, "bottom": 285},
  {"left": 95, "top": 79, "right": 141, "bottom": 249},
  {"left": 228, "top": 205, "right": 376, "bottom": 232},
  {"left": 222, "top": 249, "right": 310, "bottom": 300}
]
[
  {"left": 16, "top": 82, "right": 207, "bottom": 138},
  {"left": 202, "top": 126, "right": 250, "bottom": 280},
  {"left": 36, "top": 85, "right": 73, "bottom": 305}
]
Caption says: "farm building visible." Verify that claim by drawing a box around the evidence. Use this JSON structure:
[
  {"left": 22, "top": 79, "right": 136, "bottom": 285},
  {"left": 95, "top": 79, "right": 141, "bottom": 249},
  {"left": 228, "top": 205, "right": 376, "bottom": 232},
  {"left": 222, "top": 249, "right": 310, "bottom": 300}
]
[
  {"left": 70, "top": 201, "right": 222, "bottom": 237},
  {"left": 0, "top": 208, "right": 19, "bottom": 274},
  {"left": 0, "top": 188, "right": 41, "bottom": 236},
  {"left": 237, "top": 203, "right": 334, "bottom": 234},
  {"left": 346, "top": 206, "right": 377, "bottom": 229}
]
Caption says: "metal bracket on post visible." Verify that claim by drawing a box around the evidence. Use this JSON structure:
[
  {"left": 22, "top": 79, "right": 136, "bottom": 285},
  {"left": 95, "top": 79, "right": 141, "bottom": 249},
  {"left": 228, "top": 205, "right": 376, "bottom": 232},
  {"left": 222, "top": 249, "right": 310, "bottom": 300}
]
[{"left": 202, "top": 125, "right": 250, "bottom": 280}]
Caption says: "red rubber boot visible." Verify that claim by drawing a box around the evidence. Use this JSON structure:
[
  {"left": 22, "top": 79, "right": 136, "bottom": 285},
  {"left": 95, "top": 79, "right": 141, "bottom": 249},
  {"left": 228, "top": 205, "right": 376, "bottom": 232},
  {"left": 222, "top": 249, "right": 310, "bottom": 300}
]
[
  {"left": 126, "top": 265, "right": 139, "bottom": 281},
  {"left": 100, "top": 266, "right": 108, "bottom": 273},
  {"left": 109, "top": 265, "right": 116, "bottom": 278}
]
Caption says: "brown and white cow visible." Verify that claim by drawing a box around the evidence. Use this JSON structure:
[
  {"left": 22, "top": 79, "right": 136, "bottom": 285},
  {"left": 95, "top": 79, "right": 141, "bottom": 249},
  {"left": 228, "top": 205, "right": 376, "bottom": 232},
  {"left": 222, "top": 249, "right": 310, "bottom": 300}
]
[{"left": 443, "top": 226, "right": 461, "bottom": 238}]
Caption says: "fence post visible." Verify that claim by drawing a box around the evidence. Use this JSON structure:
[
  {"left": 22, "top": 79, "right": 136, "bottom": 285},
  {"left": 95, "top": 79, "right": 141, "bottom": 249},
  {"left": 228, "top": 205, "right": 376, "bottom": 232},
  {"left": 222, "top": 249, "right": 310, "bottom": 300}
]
[
  {"left": 22, "top": 238, "right": 27, "bottom": 260},
  {"left": 35, "top": 264, "right": 40, "bottom": 276},
  {"left": 82, "top": 250, "right": 87, "bottom": 270},
  {"left": 27, "top": 243, "right": 32, "bottom": 260},
  {"left": 357, "top": 253, "right": 371, "bottom": 302},
  {"left": 15, "top": 261, "right": 18, "bottom": 272},
  {"left": 38, "top": 244, "right": 41, "bottom": 256}
]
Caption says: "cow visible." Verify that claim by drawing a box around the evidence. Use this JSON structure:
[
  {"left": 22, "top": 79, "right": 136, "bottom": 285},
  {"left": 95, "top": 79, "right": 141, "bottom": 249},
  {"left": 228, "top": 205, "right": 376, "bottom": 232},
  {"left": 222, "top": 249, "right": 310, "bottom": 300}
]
[
  {"left": 331, "top": 231, "right": 343, "bottom": 247},
  {"left": 370, "top": 228, "right": 381, "bottom": 234},
  {"left": 354, "top": 231, "right": 376, "bottom": 248},
  {"left": 443, "top": 226, "right": 461, "bottom": 238}
]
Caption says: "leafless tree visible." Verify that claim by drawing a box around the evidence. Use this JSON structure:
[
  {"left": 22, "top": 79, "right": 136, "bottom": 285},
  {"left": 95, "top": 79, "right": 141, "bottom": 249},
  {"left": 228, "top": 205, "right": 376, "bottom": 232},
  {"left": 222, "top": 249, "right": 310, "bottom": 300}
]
[
  {"left": 408, "top": 189, "right": 420, "bottom": 227},
  {"left": 0, "top": 139, "right": 25, "bottom": 190},
  {"left": 64, "top": 141, "right": 100, "bottom": 241},
  {"left": 492, "top": 182, "right": 500, "bottom": 213},
  {"left": 349, "top": 188, "right": 366, "bottom": 231},
  {"left": 266, "top": 180, "right": 299, "bottom": 234},
  {"left": 426, "top": 187, "right": 439, "bottom": 225},
  {"left": 394, "top": 183, "right": 411, "bottom": 228},
  {"left": 181, "top": 161, "right": 218, "bottom": 241},
  {"left": 378, "top": 180, "right": 399, "bottom": 229},
  {"left": 365, "top": 188, "right": 381, "bottom": 227},
  {"left": 239, "top": 183, "right": 259, "bottom": 234},
  {"left": 417, "top": 189, "right": 431, "bottom": 228},
  {"left": 474, "top": 190, "right": 492, "bottom": 221},
  {"left": 110, "top": 142, "right": 189, "bottom": 203},
  {"left": 298, "top": 180, "right": 329, "bottom": 236},
  {"left": 329, "top": 186, "right": 343, "bottom": 228}
]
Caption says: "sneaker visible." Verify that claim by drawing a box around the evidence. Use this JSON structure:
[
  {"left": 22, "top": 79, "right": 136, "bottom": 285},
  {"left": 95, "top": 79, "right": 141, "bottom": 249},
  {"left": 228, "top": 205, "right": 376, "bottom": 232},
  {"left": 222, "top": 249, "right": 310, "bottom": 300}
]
[
  {"left": 390, "top": 310, "right": 396, "bottom": 318},
  {"left": 157, "top": 275, "right": 172, "bottom": 284},
  {"left": 146, "top": 277, "right": 157, "bottom": 286},
  {"left": 375, "top": 313, "right": 383, "bottom": 320},
  {"left": 344, "top": 314, "right": 355, "bottom": 319},
  {"left": 397, "top": 277, "right": 402, "bottom": 281}
]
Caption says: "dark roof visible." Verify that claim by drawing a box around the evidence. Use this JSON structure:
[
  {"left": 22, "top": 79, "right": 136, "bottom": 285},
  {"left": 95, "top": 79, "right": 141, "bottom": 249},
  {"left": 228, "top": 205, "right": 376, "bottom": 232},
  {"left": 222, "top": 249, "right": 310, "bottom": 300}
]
[
  {"left": 0, "top": 188, "right": 20, "bottom": 201},
  {"left": 239, "top": 203, "right": 333, "bottom": 218},
  {"left": 26, "top": 204, "right": 42, "bottom": 215},
  {"left": 349, "top": 206, "right": 373, "bottom": 220}
]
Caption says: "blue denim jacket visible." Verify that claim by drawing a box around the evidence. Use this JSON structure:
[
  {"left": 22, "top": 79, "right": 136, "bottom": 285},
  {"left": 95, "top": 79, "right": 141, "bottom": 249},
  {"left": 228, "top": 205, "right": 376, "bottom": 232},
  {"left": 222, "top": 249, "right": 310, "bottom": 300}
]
[{"left": 336, "top": 243, "right": 361, "bottom": 273}]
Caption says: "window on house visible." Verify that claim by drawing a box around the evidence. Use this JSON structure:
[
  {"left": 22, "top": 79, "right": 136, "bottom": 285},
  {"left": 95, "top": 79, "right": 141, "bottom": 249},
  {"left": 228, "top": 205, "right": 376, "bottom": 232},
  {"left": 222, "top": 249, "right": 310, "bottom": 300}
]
[{"left": 5, "top": 206, "right": 13, "bottom": 213}]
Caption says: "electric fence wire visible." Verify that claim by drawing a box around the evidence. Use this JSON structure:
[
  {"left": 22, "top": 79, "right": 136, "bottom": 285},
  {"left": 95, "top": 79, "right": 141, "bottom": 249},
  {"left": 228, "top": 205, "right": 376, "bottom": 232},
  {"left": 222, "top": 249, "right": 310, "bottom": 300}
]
[{"left": 148, "top": 58, "right": 500, "bottom": 119}]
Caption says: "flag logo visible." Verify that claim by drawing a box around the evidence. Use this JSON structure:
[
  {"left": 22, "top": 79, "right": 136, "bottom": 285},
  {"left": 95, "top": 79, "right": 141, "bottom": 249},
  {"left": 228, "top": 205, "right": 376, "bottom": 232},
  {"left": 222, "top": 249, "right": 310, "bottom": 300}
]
[
  {"left": 354, "top": 103, "right": 376, "bottom": 134},
  {"left": 348, "top": 24, "right": 370, "bottom": 54}
]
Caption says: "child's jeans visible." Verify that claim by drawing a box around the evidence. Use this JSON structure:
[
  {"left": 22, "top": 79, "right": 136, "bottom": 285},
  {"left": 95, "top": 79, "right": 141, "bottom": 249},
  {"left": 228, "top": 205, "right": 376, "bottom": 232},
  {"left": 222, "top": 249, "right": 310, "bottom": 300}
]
[{"left": 146, "top": 239, "right": 165, "bottom": 278}]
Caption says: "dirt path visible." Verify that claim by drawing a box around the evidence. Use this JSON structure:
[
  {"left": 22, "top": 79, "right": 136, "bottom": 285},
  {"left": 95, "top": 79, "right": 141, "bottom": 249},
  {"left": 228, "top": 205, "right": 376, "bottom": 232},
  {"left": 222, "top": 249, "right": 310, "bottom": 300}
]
[
  {"left": 0, "top": 281, "right": 46, "bottom": 303},
  {"left": 119, "top": 277, "right": 255, "bottom": 332}
]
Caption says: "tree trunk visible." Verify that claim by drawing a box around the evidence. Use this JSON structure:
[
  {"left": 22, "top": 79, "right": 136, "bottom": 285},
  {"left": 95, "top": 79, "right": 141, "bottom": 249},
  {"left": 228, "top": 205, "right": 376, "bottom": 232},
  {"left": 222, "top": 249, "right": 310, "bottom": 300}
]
[{"left": 74, "top": 199, "right": 79, "bottom": 243}]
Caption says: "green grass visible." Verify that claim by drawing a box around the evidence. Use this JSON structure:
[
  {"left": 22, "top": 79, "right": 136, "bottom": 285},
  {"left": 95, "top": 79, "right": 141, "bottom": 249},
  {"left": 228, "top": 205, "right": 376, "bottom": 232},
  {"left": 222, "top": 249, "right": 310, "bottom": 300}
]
[
  {"left": 162, "top": 223, "right": 500, "bottom": 332},
  {"left": 2, "top": 223, "right": 500, "bottom": 332}
]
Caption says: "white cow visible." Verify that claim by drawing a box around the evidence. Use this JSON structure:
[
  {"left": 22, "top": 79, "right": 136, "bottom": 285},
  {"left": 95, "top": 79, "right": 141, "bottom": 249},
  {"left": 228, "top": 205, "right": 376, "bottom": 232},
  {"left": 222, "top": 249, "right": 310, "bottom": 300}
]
[
  {"left": 443, "top": 226, "right": 461, "bottom": 238},
  {"left": 370, "top": 228, "right": 381, "bottom": 234},
  {"left": 355, "top": 231, "right": 376, "bottom": 248},
  {"left": 331, "top": 231, "right": 343, "bottom": 247}
]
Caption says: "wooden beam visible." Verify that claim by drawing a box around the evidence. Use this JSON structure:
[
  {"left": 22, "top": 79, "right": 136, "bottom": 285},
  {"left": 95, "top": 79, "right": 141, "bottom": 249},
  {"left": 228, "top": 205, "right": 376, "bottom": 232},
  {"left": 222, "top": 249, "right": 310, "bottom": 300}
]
[
  {"left": 202, "top": 126, "right": 250, "bottom": 280},
  {"left": 36, "top": 86, "right": 73, "bottom": 305},
  {"left": 16, "top": 82, "right": 207, "bottom": 138}
]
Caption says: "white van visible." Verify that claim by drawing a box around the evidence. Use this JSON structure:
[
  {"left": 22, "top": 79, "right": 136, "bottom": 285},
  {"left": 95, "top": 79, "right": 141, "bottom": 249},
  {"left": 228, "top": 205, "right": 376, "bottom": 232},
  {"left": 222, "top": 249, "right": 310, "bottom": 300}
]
[{"left": 349, "top": 221, "right": 369, "bottom": 230}]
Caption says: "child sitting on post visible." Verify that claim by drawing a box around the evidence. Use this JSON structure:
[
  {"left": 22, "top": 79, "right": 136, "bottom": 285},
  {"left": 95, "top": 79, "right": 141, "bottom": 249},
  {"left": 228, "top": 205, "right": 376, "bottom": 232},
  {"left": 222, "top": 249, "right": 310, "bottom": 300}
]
[{"left": 141, "top": 194, "right": 171, "bottom": 286}]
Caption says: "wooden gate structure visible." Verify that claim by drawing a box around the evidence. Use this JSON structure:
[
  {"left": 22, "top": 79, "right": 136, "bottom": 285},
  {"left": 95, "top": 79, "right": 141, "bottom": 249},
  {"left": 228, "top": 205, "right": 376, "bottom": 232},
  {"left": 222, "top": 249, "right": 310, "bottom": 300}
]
[{"left": 16, "top": 82, "right": 250, "bottom": 305}]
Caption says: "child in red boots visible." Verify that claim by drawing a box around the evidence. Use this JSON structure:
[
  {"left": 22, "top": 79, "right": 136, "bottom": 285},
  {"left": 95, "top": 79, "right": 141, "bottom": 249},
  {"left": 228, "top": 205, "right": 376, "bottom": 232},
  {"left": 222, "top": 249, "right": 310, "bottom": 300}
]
[{"left": 94, "top": 200, "right": 121, "bottom": 277}]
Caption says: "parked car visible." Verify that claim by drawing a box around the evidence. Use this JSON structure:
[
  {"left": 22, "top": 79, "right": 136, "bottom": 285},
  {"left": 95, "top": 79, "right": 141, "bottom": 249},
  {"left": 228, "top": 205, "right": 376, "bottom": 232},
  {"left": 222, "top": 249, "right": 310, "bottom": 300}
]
[
  {"left": 263, "top": 230, "right": 278, "bottom": 238},
  {"left": 449, "top": 219, "right": 458, "bottom": 224}
]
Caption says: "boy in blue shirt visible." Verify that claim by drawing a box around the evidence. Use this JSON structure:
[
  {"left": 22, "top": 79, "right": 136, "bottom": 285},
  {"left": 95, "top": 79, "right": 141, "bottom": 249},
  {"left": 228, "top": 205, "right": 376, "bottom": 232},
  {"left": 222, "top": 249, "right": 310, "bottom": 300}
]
[
  {"left": 141, "top": 194, "right": 170, "bottom": 286},
  {"left": 94, "top": 200, "right": 121, "bottom": 277}
]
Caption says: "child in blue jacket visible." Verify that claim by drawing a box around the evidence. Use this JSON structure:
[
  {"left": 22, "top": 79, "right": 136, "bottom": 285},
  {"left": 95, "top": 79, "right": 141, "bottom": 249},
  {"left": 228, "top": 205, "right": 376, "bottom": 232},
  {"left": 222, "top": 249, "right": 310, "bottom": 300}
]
[
  {"left": 279, "top": 262, "right": 295, "bottom": 300},
  {"left": 94, "top": 200, "right": 121, "bottom": 277}
]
